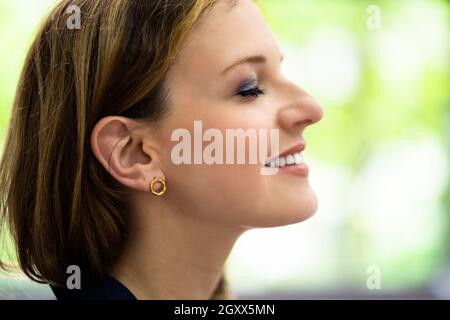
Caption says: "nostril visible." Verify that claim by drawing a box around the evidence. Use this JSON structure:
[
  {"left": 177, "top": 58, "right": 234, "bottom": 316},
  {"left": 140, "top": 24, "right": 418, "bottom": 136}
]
[{"left": 294, "top": 119, "right": 313, "bottom": 128}]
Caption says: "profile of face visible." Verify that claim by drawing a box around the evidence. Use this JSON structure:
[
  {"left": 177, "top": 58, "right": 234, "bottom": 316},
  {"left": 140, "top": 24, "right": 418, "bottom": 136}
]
[{"left": 93, "top": 0, "right": 324, "bottom": 231}]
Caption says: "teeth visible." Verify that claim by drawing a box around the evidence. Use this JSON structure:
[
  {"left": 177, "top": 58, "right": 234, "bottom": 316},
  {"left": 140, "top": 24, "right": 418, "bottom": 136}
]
[
  {"left": 286, "top": 155, "right": 294, "bottom": 165},
  {"left": 294, "top": 153, "right": 303, "bottom": 164},
  {"left": 265, "top": 152, "right": 303, "bottom": 168}
]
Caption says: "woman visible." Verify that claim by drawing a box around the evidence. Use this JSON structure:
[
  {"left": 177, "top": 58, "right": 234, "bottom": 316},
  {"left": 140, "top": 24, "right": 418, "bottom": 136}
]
[{"left": 0, "top": 0, "right": 323, "bottom": 300}]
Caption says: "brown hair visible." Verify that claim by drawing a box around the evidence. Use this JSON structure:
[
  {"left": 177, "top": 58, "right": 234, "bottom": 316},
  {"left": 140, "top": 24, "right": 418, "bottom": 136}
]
[{"left": 0, "top": 0, "right": 231, "bottom": 299}]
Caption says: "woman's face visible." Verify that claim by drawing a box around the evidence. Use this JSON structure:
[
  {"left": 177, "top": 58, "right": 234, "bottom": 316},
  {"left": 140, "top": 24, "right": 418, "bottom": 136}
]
[{"left": 151, "top": 0, "right": 323, "bottom": 228}]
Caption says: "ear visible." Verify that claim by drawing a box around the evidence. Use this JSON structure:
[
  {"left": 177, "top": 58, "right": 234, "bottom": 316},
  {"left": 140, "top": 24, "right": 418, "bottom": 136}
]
[{"left": 90, "top": 116, "right": 165, "bottom": 193}]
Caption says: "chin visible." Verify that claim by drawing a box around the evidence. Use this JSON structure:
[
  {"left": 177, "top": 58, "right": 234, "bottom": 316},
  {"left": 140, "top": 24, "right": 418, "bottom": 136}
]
[{"left": 244, "top": 188, "right": 319, "bottom": 229}]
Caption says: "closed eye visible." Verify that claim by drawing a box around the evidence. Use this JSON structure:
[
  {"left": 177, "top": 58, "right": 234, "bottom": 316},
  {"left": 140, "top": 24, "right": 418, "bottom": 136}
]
[
  {"left": 239, "top": 87, "right": 264, "bottom": 98},
  {"left": 236, "top": 79, "right": 265, "bottom": 98}
]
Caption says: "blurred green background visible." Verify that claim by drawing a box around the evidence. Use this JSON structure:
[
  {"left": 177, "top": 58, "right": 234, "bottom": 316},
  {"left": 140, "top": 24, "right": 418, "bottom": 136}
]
[{"left": 1, "top": 0, "right": 449, "bottom": 299}]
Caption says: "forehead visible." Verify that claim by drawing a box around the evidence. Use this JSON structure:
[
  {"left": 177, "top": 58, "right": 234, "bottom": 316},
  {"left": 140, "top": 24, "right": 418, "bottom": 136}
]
[{"left": 170, "top": 0, "right": 279, "bottom": 77}]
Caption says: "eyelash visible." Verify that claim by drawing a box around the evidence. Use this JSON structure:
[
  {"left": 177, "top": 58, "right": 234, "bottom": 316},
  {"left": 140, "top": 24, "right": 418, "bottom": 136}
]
[{"left": 236, "top": 80, "right": 265, "bottom": 99}]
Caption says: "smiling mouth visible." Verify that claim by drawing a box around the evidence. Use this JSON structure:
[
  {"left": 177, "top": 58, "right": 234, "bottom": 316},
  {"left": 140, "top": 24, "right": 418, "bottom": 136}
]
[
  {"left": 264, "top": 151, "right": 304, "bottom": 168},
  {"left": 264, "top": 142, "right": 306, "bottom": 168}
]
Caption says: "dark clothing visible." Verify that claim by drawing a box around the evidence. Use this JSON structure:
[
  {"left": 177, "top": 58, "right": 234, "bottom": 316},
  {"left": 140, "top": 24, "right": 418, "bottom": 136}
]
[{"left": 51, "top": 275, "right": 137, "bottom": 300}]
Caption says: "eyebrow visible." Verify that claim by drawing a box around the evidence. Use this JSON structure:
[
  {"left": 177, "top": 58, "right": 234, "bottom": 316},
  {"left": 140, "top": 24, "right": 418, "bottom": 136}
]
[{"left": 221, "top": 53, "right": 284, "bottom": 75}]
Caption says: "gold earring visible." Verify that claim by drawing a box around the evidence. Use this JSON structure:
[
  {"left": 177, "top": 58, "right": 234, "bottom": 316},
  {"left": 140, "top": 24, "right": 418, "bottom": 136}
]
[{"left": 150, "top": 177, "right": 167, "bottom": 196}]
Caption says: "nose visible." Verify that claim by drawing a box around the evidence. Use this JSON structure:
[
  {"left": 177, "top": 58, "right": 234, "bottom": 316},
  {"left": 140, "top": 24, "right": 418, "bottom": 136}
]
[{"left": 277, "top": 79, "right": 324, "bottom": 131}]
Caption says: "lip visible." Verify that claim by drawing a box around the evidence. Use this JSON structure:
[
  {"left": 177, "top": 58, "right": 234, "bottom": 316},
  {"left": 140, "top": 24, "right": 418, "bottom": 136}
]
[
  {"left": 263, "top": 142, "right": 309, "bottom": 178},
  {"left": 279, "top": 162, "right": 309, "bottom": 178},
  {"left": 276, "top": 142, "right": 306, "bottom": 158}
]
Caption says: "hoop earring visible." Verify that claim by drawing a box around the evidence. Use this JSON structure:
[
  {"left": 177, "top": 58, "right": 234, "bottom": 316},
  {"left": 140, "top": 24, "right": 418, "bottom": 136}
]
[{"left": 150, "top": 177, "right": 167, "bottom": 196}]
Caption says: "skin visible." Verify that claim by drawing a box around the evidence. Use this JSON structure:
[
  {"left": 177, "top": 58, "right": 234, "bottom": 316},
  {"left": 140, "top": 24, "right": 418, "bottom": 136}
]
[{"left": 91, "top": 0, "right": 324, "bottom": 299}]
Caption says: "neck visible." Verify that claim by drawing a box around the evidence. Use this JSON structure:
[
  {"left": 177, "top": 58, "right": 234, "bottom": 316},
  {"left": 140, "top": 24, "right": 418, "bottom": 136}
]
[{"left": 111, "top": 199, "right": 245, "bottom": 300}]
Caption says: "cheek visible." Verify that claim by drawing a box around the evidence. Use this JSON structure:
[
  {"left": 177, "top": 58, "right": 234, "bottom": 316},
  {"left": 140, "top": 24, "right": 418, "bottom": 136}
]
[
  {"left": 162, "top": 144, "right": 318, "bottom": 228},
  {"left": 158, "top": 102, "right": 317, "bottom": 227},
  {"left": 162, "top": 158, "right": 263, "bottom": 223}
]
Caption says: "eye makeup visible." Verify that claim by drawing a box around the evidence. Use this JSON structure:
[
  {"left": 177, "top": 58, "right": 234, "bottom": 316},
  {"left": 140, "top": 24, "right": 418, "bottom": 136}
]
[{"left": 236, "top": 78, "right": 265, "bottom": 98}]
